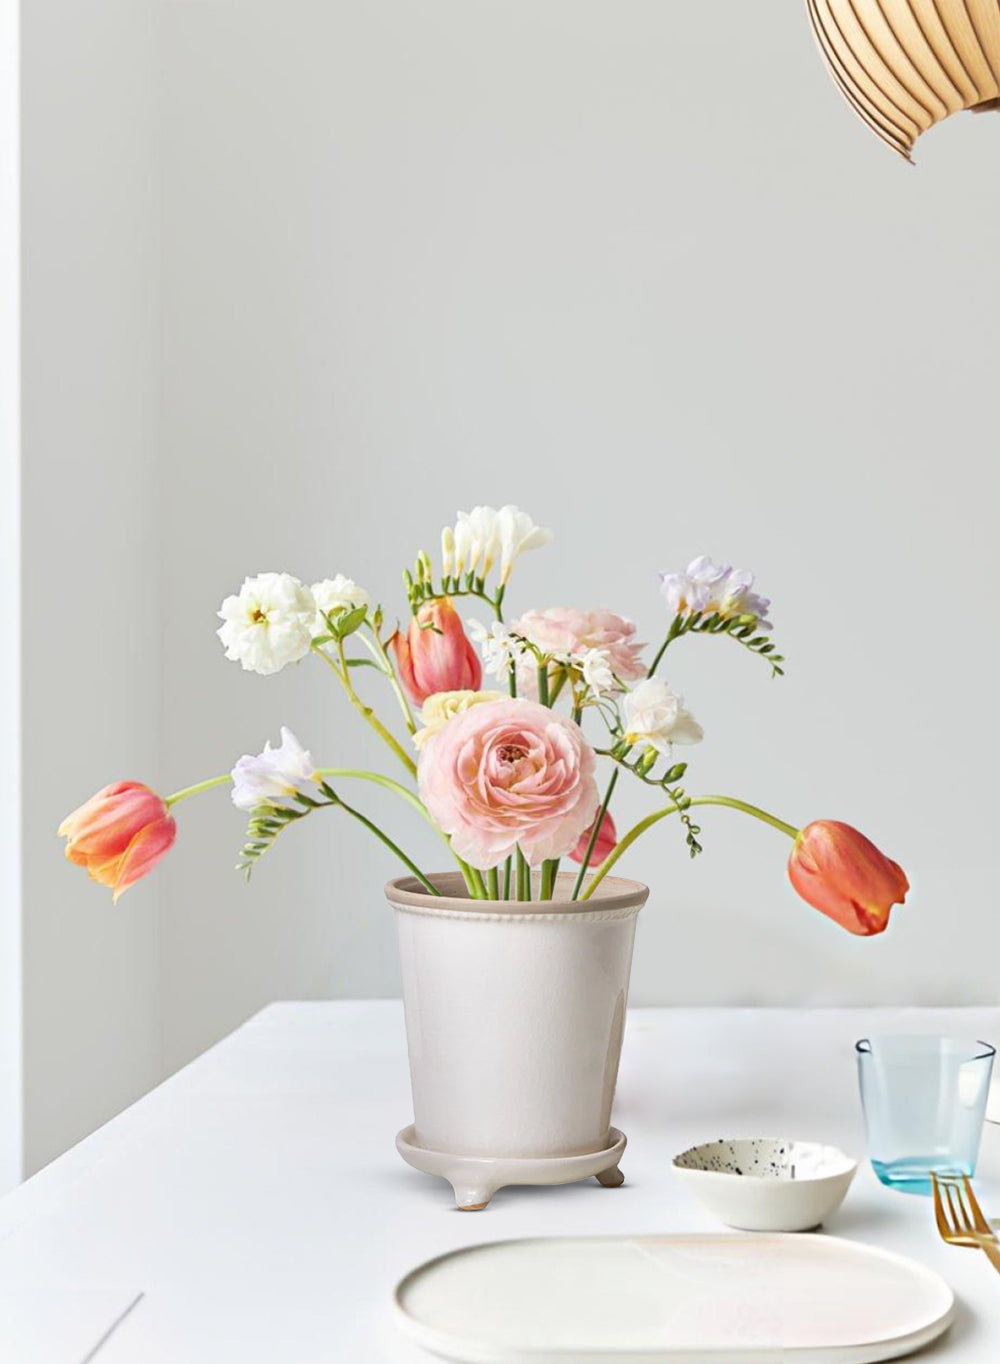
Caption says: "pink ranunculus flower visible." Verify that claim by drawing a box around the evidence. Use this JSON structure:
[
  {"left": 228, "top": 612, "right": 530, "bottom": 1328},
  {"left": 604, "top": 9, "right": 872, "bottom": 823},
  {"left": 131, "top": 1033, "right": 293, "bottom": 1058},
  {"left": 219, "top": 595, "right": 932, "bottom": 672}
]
[
  {"left": 512, "top": 608, "right": 646, "bottom": 689},
  {"left": 418, "top": 698, "right": 600, "bottom": 868},
  {"left": 569, "top": 809, "right": 618, "bottom": 867}
]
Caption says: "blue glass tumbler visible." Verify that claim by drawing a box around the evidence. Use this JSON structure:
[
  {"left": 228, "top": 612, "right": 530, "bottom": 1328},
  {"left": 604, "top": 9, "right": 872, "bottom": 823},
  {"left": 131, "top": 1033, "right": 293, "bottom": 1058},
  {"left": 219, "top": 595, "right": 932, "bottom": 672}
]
[{"left": 857, "top": 1035, "right": 995, "bottom": 1195}]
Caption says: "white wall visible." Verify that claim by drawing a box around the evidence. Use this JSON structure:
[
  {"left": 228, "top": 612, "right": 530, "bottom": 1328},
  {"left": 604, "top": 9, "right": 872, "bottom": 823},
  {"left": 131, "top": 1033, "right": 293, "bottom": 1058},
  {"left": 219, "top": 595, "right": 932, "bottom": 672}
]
[
  {"left": 20, "top": 0, "right": 162, "bottom": 1174},
  {"left": 154, "top": 0, "right": 1000, "bottom": 1080},
  {"left": 0, "top": 0, "right": 23, "bottom": 1193}
]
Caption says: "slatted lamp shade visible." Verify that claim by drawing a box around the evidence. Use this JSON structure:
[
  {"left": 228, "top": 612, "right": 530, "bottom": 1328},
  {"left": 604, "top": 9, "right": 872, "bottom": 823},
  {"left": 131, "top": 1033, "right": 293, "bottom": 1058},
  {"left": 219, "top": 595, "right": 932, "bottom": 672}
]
[{"left": 807, "top": 0, "right": 1000, "bottom": 160}]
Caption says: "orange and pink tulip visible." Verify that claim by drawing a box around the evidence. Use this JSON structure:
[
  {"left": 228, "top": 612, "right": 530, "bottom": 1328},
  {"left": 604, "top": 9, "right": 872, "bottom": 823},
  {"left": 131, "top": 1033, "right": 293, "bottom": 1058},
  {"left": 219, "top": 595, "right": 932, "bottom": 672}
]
[
  {"left": 393, "top": 596, "right": 482, "bottom": 705},
  {"left": 787, "top": 819, "right": 908, "bottom": 936},
  {"left": 59, "top": 781, "right": 176, "bottom": 902}
]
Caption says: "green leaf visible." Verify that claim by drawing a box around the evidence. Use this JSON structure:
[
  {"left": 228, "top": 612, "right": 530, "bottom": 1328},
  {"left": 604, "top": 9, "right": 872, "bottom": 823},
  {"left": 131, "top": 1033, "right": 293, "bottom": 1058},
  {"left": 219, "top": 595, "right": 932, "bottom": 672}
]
[{"left": 333, "top": 604, "right": 369, "bottom": 639}]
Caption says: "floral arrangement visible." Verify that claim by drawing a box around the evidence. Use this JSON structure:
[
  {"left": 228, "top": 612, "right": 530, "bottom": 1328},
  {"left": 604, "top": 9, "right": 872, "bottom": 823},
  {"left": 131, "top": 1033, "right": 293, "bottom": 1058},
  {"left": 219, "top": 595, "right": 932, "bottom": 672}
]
[{"left": 59, "top": 506, "right": 908, "bottom": 933}]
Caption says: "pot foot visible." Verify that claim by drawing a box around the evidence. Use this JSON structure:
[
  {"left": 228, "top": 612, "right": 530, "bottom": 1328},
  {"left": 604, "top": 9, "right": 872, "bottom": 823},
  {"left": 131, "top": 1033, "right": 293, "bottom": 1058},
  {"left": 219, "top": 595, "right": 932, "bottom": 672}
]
[
  {"left": 396, "top": 1125, "right": 627, "bottom": 1208},
  {"left": 595, "top": 1164, "right": 625, "bottom": 1188},
  {"left": 453, "top": 1183, "right": 495, "bottom": 1210}
]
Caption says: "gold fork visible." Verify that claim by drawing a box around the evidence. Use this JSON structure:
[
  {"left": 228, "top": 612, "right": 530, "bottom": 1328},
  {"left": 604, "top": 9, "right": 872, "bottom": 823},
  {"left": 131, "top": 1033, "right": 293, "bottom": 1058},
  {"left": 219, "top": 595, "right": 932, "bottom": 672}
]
[{"left": 932, "top": 1173, "right": 1000, "bottom": 1277}]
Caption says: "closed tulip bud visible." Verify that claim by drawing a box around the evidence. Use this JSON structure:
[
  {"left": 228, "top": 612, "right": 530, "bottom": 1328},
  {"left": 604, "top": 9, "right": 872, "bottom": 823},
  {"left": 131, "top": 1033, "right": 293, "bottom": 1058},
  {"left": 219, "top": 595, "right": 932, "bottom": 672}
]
[
  {"left": 392, "top": 597, "right": 483, "bottom": 705},
  {"left": 568, "top": 809, "right": 618, "bottom": 867},
  {"left": 788, "top": 819, "right": 908, "bottom": 936},
  {"left": 58, "top": 781, "right": 177, "bottom": 902}
]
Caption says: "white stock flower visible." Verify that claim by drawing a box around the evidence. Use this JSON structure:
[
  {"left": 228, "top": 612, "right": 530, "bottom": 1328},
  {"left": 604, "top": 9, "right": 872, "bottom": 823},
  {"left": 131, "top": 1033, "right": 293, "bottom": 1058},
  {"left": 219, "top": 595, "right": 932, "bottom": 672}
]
[
  {"left": 578, "top": 647, "right": 616, "bottom": 697},
  {"left": 413, "top": 689, "right": 507, "bottom": 750},
  {"left": 467, "top": 618, "right": 526, "bottom": 680},
  {"left": 231, "top": 727, "right": 319, "bottom": 812},
  {"left": 622, "top": 678, "right": 704, "bottom": 753},
  {"left": 659, "top": 555, "right": 772, "bottom": 630},
  {"left": 217, "top": 573, "right": 316, "bottom": 676},
  {"left": 310, "top": 575, "right": 371, "bottom": 634}
]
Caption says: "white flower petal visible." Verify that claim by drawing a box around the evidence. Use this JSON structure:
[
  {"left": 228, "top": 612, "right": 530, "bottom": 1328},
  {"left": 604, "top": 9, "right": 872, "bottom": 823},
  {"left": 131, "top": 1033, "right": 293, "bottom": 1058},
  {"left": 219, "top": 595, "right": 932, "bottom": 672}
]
[
  {"left": 231, "top": 726, "right": 318, "bottom": 812},
  {"left": 216, "top": 573, "right": 315, "bottom": 676}
]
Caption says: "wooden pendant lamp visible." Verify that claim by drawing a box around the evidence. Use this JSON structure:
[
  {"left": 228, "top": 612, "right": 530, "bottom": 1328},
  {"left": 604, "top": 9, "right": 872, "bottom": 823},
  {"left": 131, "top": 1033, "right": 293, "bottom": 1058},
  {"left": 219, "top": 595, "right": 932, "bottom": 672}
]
[{"left": 807, "top": 0, "right": 1000, "bottom": 160}]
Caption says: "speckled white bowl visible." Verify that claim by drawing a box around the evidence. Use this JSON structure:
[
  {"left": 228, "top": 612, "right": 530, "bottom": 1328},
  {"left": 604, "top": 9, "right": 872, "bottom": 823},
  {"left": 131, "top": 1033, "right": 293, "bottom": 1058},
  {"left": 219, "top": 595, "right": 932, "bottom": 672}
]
[{"left": 673, "top": 1137, "right": 857, "bottom": 1232}]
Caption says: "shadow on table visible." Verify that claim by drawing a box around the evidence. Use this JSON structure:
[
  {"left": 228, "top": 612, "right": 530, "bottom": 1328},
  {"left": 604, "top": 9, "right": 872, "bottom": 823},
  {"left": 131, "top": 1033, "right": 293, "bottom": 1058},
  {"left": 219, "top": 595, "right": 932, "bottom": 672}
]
[{"left": 910, "top": 1298, "right": 977, "bottom": 1358}]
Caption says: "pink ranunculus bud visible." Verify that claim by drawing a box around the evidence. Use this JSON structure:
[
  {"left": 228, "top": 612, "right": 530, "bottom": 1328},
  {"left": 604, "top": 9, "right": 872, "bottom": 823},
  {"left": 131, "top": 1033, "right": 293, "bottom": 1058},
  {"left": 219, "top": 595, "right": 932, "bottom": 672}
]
[
  {"left": 58, "top": 781, "right": 177, "bottom": 903},
  {"left": 569, "top": 809, "right": 618, "bottom": 867},
  {"left": 787, "top": 819, "right": 908, "bottom": 936},
  {"left": 393, "top": 596, "right": 483, "bottom": 705},
  {"left": 418, "top": 698, "right": 599, "bottom": 869}
]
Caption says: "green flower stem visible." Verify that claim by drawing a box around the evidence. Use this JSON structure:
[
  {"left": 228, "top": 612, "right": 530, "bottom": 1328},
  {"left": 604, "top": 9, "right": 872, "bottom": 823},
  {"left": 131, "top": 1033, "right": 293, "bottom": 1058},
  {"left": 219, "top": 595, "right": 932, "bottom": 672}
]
[
  {"left": 363, "top": 626, "right": 418, "bottom": 735},
  {"left": 466, "top": 866, "right": 488, "bottom": 898},
  {"left": 167, "top": 765, "right": 484, "bottom": 891},
  {"left": 313, "top": 643, "right": 417, "bottom": 777},
  {"left": 164, "top": 774, "right": 232, "bottom": 805},
  {"left": 486, "top": 866, "right": 500, "bottom": 899},
  {"left": 571, "top": 768, "right": 619, "bottom": 900},
  {"left": 503, "top": 855, "right": 512, "bottom": 900},
  {"left": 332, "top": 794, "right": 440, "bottom": 895},
  {"left": 647, "top": 615, "right": 684, "bottom": 678},
  {"left": 516, "top": 847, "right": 531, "bottom": 901},
  {"left": 167, "top": 768, "right": 427, "bottom": 817},
  {"left": 579, "top": 794, "right": 800, "bottom": 900},
  {"left": 537, "top": 664, "right": 550, "bottom": 706},
  {"left": 451, "top": 854, "right": 482, "bottom": 897},
  {"left": 548, "top": 668, "right": 569, "bottom": 706},
  {"left": 540, "top": 858, "right": 558, "bottom": 899}
]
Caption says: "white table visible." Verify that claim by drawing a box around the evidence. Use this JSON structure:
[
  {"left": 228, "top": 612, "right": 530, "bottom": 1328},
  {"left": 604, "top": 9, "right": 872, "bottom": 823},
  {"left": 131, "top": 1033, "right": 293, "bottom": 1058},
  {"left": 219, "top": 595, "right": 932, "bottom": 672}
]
[{"left": 1, "top": 1003, "right": 999, "bottom": 1362}]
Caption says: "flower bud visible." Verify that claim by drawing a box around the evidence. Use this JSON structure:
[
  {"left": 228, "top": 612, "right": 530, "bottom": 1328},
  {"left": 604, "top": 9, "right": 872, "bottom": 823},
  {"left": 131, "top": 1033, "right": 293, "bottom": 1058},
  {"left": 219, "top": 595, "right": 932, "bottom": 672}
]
[
  {"left": 59, "top": 781, "right": 176, "bottom": 902},
  {"left": 788, "top": 819, "right": 908, "bottom": 936},
  {"left": 392, "top": 597, "right": 483, "bottom": 705},
  {"left": 568, "top": 809, "right": 618, "bottom": 867}
]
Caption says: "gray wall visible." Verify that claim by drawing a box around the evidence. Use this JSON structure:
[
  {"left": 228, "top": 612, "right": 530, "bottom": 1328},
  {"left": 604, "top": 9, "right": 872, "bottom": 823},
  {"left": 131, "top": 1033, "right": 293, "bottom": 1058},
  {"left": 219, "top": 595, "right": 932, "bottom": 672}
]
[
  {"left": 155, "top": 0, "right": 1000, "bottom": 1077},
  {"left": 24, "top": 1, "right": 1000, "bottom": 1169},
  {"left": 21, "top": 0, "right": 162, "bottom": 1174}
]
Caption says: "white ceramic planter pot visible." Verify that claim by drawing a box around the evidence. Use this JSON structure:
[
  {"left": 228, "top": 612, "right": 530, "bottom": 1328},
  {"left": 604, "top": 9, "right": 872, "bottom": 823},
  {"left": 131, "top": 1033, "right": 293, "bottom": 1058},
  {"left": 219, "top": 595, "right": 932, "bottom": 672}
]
[{"left": 386, "top": 870, "right": 647, "bottom": 1209}]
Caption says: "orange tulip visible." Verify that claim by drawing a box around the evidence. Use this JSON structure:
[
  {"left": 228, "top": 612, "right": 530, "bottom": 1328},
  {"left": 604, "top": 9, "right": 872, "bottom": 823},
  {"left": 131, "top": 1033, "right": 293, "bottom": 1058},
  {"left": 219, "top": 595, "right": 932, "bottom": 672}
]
[
  {"left": 788, "top": 819, "right": 908, "bottom": 936},
  {"left": 59, "top": 781, "right": 176, "bottom": 902},
  {"left": 393, "top": 597, "right": 482, "bottom": 705},
  {"left": 569, "top": 809, "right": 618, "bottom": 866}
]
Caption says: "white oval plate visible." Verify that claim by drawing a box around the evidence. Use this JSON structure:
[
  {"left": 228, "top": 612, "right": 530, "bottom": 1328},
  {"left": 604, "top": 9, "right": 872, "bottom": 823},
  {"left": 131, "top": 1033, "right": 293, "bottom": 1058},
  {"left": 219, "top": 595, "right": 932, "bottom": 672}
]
[{"left": 394, "top": 1233, "right": 954, "bottom": 1363}]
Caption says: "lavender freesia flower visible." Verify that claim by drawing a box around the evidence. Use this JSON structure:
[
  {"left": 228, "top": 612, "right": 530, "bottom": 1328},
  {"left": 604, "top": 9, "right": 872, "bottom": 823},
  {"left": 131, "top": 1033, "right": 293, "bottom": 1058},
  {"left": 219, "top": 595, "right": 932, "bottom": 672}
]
[{"left": 659, "top": 555, "right": 772, "bottom": 630}]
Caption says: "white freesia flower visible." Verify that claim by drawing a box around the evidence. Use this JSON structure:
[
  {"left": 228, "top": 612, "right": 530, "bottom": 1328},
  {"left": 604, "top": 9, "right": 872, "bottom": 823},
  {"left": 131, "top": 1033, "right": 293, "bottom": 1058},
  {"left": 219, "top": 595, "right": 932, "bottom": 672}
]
[
  {"left": 622, "top": 678, "right": 704, "bottom": 753},
  {"left": 445, "top": 505, "right": 551, "bottom": 583},
  {"left": 497, "top": 505, "right": 553, "bottom": 583},
  {"left": 467, "top": 618, "right": 526, "bottom": 680},
  {"left": 659, "top": 555, "right": 772, "bottom": 630},
  {"left": 440, "top": 526, "right": 456, "bottom": 579},
  {"left": 231, "top": 727, "right": 319, "bottom": 812},
  {"left": 413, "top": 689, "right": 507, "bottom": 749},
  {"left": 310, "top": 575, "right": 371, "bottom": 634},
  {"left": 578, "top": 647, "right": 616, "bottom": 697},
  {"left": 456, "top": 506, "right": 501, "bottom": 578},
  {"left": 217, "top": 573, "right": 316, "bottom": 675}
]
